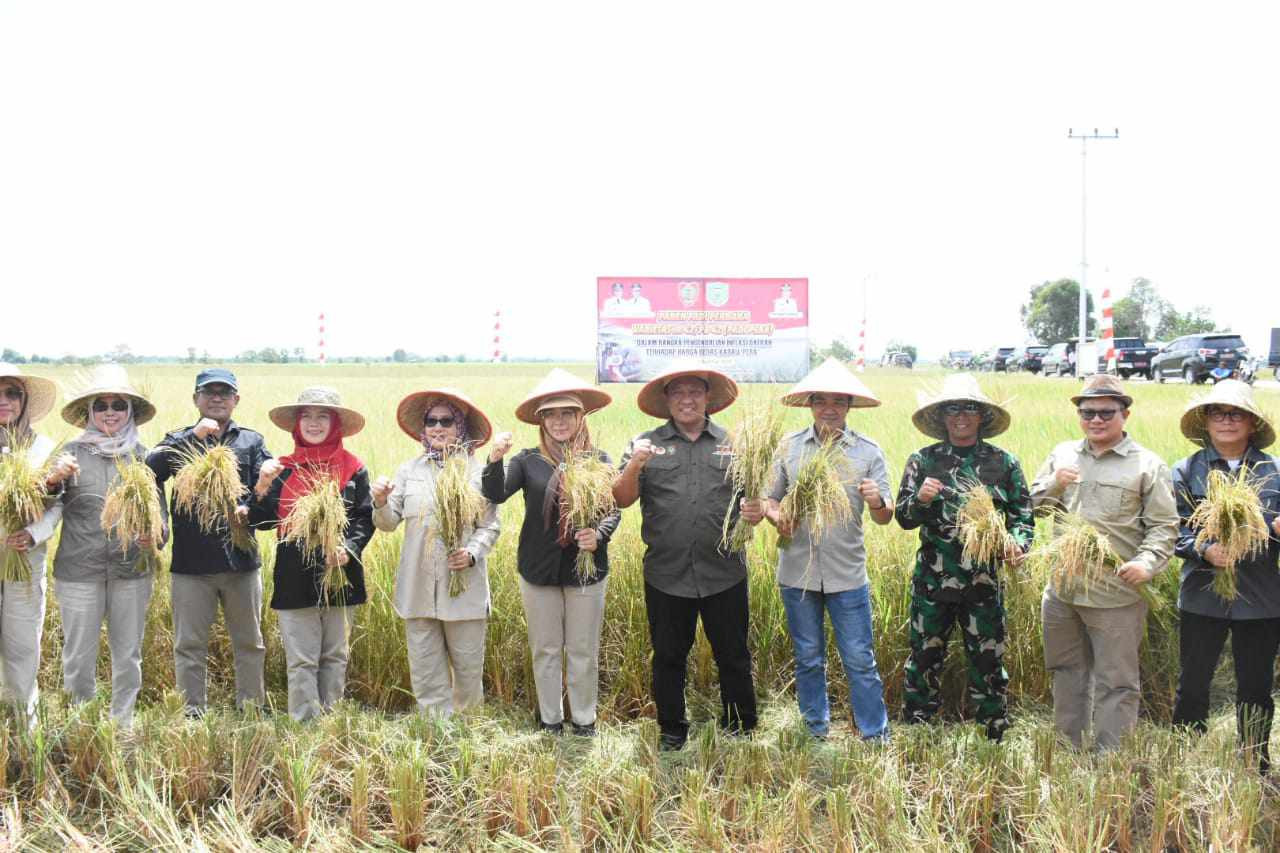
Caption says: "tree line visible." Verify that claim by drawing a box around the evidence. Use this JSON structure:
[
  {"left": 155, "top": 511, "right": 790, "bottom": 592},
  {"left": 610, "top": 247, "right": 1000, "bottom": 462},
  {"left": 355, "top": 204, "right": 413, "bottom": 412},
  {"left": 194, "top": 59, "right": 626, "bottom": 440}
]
[{"left": 1020, "top": 278, "right": 1218, "bottom": 344}]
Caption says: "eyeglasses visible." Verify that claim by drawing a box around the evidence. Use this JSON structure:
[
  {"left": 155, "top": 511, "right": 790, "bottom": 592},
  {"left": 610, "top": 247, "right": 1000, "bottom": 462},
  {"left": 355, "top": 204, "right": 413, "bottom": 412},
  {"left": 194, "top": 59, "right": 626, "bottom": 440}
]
[
  {"left": 0, "top": 388, "right": 24, "bottom": 402},
  {"left": 1206, "top": 407, "right": 1250, "bottom": 424},
  {"left": 198, "top": 387, "right": 234, "bottom": 399},
  {"left": 92, "top": 399, "right": 130, "bottom": 414},
  {"left": 424, "top": 416, "right": 456, "bottom": 428},
  {"left": 942, "top": 402, "right": 983, "bottom": 416},
  {"left": 1078, "top": 407, "right": 1122, "bottom": 422}
]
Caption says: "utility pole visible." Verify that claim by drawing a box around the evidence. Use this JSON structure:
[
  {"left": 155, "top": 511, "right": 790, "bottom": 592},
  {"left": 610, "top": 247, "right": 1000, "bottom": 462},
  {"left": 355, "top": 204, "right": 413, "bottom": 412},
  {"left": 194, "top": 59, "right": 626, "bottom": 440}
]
[{"left": 1067, "top": 127, "right": 1119, "bottom": 377}]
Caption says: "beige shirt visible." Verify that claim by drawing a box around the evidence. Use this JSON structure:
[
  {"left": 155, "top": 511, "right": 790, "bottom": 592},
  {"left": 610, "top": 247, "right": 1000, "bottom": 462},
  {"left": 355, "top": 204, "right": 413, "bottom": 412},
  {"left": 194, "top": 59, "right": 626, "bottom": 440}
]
[
  {"left": 1030, "top": 434, "right": 1178, "bottom": 608},
  {"left": 373, "top": 454, "right": 500, "bottom": 621}
]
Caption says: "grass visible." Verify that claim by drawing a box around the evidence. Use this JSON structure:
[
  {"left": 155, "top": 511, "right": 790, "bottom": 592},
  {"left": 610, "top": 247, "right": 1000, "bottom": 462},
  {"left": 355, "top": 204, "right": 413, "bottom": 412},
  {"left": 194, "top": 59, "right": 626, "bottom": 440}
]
[{"left": 9, "top": 362, "right": 1280, "bottom": 847}]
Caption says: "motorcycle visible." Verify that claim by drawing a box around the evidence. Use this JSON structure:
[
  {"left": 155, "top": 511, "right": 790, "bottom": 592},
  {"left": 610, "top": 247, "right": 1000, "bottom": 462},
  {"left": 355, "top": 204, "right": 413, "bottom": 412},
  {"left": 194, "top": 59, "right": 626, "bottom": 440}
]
[{"left": 1209, "top": 358, "right": 1257, "bottom": 385}]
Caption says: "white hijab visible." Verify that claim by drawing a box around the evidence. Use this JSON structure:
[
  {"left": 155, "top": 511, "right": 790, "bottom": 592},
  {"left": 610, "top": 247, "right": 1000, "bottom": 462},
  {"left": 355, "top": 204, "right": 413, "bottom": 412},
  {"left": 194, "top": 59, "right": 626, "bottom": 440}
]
[{"left": 74, "top": 396, "right": 142, "bottom": 457}]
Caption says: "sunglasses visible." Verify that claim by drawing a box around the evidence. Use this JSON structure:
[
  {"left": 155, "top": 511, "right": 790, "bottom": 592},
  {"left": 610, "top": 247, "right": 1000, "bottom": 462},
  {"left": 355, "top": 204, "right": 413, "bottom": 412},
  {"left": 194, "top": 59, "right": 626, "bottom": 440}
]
[
  {"left": 942, "top": 402, "right": 984, "bottom": 416},
  {"left": 424, "top": 416, "right": 457, "bottom": 428},
  {"left": 1206, "top": 407, "right": 1250, "bottom": 424},
  {"left": 1078, "top": 407, "right": 1122, "bottom": 422},
  {"left": 92, "top": 399, "right": 130, "bottom": 414},
  {"left": 1, "top": 388, "right": 25, "bottom": 402}
]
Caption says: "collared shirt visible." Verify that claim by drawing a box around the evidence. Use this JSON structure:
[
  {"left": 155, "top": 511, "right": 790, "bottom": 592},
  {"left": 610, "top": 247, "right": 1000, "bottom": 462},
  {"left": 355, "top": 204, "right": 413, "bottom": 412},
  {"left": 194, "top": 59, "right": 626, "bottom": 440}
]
[
  {"left": 1173, "top": 444, "right": 1280, "bottom": 620},
  {"left": 620, "top": 417, "right": 746, "bottom": 598},
  {"left": 147, "top": 420, "right": 272, "bottom": 575},
  {"left": 768, "top": 425, "right": 891, "bottom": 593},
  {"left": 1031, "top": 434, "right": 1179, "bottom": 608}
]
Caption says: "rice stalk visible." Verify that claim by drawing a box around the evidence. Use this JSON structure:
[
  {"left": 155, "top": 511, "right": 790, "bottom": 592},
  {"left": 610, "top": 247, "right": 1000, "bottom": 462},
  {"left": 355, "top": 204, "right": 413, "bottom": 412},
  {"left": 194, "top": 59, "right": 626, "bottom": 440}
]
[
  {"left": 956, "top": 480, "right": 1015, "bottom": 566},
  {"left": 430, "top": 448, "right": 486, "bottom": 597},
  {"left": 280, "top": 472, "right": 350, "bottom": 603},
  {"left": 168, "top": 442, "right": 252, "bottom": 551},
  {"left": 776, "top": 437, "right": 852, "bottom": 547},
  {"left": 719, "top": 398, "right": 786, "bottom": 552},
  {"left": 1186, "top": 467, "right": 1269, "bottom": 601},
  {"left": 0, "top": 433, "right": 57, "bottom": 581},
  {"left": 558, "top": 445, "right": 618, "bottom": 583},
  {"left": 100, "top": 456, "right": 165, "bottom": 573},
  {"left": 1037, "top": 512, "right": 1165, "bottom": 610}
]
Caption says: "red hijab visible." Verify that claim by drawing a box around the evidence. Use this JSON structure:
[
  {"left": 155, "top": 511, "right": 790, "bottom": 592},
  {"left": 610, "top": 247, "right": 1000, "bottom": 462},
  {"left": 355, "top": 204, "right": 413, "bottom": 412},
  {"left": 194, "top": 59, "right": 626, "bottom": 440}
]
[{"left": 276, "top": 415, "right": 364, "bottom": 523}]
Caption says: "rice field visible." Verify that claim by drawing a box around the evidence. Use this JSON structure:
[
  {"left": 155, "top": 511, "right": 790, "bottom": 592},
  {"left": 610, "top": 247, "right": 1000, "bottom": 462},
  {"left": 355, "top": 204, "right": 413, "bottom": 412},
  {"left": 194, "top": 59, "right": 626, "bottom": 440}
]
[{"left": 7, "top": 362, "right": 1280, "bottom": 850}]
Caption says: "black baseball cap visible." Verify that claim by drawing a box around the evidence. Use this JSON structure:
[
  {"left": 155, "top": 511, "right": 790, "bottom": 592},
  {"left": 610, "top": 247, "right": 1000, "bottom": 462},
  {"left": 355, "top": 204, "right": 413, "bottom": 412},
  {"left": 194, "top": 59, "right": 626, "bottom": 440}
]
[{"left": 194, "top": 368, "right": 239, "bottom": 392}]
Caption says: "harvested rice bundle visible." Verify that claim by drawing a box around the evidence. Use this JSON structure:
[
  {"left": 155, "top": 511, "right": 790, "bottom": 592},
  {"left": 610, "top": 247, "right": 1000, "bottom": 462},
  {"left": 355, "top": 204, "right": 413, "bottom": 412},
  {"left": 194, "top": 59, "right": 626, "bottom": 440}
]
[
  {"left": 281, "top": 473, "right": 350, "bottom": 602},
  {"left": 430, "top": 449, "right": 486, "bottom": 597},
  {"left": 1038, "top": 512, "right": 1165, "bottom": 610},
  {"left": 956, "top": 481, "right": 1016, "bottom": 566},
  {"left": 719, "top": 399, "right": 786, "bottom": 552},
  {"left": 776, "top": 437, "right": 852, "bottom": 547},
  {"left": 559, "top": 447, "right": 618, "bottom": 583},
  {"left": 0, "top": 435, "right": 56, "bottom": 581},
  {"left": 100, "top": 457, "right": 165, "bottom": 572},
  {"left": 1187, "top": 467, "right": 1270, "bottom": 601},
  {"left": 169, "top": 443, "right": 253, "bottom": 551}
]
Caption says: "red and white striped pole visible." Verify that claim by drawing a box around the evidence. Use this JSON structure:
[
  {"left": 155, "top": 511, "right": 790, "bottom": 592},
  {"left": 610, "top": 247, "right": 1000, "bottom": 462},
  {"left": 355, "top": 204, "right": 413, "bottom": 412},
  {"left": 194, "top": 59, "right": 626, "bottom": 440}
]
[
  {"left": 492, "top": 310, "right": 502, "bottom": 363},
  {"left": 855, "top": 316, "right": 866, "bottom": 373},
  {"left": 318, "top": 312, "right": 326, "bottom": 366},
  {"left": 1100, "top": 287, "right": 1115, "bottom": 373}
]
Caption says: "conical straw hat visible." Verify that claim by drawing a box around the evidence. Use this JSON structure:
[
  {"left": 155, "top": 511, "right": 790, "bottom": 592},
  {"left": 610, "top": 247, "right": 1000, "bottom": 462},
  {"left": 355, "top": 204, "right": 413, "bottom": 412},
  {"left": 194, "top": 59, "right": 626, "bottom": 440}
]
[
  {"left": 269, "top": 387, "right": 366, "bottom": 437},
  {"left": 911, "top": 373, "right": 1011, "bottom": 441},
  {"left": 60, "top": 363, "right": 157, "bottom": 427},
  {"left": 780, "top": 357, "right": 880, "bottom": 408},
  {"left": 1180, "top": 379, "right": 1275, "bottom": 450},
  {"left": 395, "top": 387, "right": 493, "bottom": 447},
  {"left": 635, "top": 361, "right": 738, "bottom": 418},
  {"left": 515, "top": 368, "right": 612, "bottom": 425},
  {"left": 0, "top": 363, "right": 57, "bottom": 425}
]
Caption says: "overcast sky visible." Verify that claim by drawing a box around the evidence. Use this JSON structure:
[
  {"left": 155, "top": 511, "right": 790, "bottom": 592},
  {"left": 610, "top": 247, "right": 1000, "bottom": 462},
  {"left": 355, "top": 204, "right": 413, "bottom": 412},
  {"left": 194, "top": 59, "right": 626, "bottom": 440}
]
[{"left": 3, "top": 2, "right": 1277, "bottom": 361}]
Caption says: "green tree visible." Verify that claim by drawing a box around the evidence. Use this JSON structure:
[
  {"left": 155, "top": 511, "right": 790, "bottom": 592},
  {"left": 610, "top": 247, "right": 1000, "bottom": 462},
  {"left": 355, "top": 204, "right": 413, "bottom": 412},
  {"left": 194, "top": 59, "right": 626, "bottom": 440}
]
[
  {"left": 392, "top": 348, "right": 408, "bottom": 363},
  {"left": 884, "top": 339, "right": 918, "bottom": 362},
  {"left": 1, "top": 348, "right": 25, "bottom": 363},
  {"left": 1021, "top": 279, "right": 1095, "bottom": 344},
  {"left": 1156, "top": 306, "right": 1217, "bottom": 340}
]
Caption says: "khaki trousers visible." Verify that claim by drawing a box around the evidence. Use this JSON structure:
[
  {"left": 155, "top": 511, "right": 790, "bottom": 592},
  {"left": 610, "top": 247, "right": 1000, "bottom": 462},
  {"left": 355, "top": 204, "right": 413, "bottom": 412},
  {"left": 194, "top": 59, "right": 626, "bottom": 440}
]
[
  {"left": 171, "top": 570, "right": 266, "bottom": 711},
  {"left": 0, "top": 560, "right": 46, "bottom": 719},
  {"left": 277, "top": 606, "right": 354, "bottom": 722},
  {"left": 58, "top": 574, "right": 153, "bottom": 724},
  {"left": 404, "top": 617, "right": 486, "bottom": 716},
  {"left": 520, "top": 577, "right": 607, "bottom": 727},
  {"left": 1042, "top": 590, "right": 1147, "bottom": 750}
]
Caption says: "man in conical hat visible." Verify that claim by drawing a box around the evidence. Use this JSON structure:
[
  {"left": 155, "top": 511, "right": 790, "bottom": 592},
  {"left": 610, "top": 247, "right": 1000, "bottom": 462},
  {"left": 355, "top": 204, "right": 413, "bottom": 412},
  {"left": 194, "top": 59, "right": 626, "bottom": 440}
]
[
  {"left": 739, "top": 357, "right": 892, "bottom": 739},
  {"left": 1170, "top": 379, "right": 1280, "bottom": 772},
  {"left": 895, "top": 373, "right": 1034, "bottom": 741},
  {"left": 613, "top": 361, "right": 755, "bottom": 750}
]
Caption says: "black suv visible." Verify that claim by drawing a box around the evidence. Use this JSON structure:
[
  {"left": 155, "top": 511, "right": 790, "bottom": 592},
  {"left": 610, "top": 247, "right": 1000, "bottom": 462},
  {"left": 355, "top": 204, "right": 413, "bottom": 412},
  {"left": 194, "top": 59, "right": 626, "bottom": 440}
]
[
  {"left": 986, "top": 347, "right": 1016, "bottom": 372},
  {"left": 1009, "top": 345, "right": 1048, "bottom": 373},
  {"left": 1150, "top": 333, "right": 1249, "bottom": 384},
  {"left": 1102, "top": 337, "right": 1159, "bottom": 379}
]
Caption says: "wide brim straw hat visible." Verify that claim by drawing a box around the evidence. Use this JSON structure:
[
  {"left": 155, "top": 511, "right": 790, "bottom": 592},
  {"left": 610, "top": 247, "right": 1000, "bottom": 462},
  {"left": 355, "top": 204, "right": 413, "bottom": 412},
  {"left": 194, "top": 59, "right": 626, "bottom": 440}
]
[
  {"left": 911, "top": 373, "right": 1011, "bottom": 440},
  {"left": 0, "top": 363, "right": 57, "bottom": 425},
  {"left": 515, "top": 368, "right": 612, "bottom": 425},
  {"left": 635, "top": 361, "right": 739, "bottom": 418},
  {"left": 780, "top": 357, "right": 881, "bottom": 408},
  {"left": 1180, "top": 379, "right": 1276, "bottom": 449},
  {"left": 1070, "top": 373, "right": 1134, "bottom": 409},
  {"left": 60, "top": 364, "right": 157, "bottom": 428},
  {"left": 396, "top": 387, "right": 493, "bottom": 447},
  {"left": 269, "top": 386, "right": 366, "bottom": 437}
]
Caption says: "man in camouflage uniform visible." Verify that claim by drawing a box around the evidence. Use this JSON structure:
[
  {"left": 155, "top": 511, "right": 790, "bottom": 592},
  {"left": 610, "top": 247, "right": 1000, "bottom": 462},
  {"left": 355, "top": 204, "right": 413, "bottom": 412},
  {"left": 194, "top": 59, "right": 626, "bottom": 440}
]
[{"left": 895, "top": 374, "right": 1034, "bottom": 740}]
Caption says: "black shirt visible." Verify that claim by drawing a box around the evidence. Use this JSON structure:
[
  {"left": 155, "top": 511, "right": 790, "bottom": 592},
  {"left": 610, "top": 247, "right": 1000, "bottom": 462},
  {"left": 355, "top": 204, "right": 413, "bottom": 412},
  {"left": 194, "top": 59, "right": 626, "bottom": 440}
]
[
  {"left": 146, "top": 421, "right": 272, "bottom": 575},
  {"left": 482, "top": 448, "right": 621, "bottom": 587}
]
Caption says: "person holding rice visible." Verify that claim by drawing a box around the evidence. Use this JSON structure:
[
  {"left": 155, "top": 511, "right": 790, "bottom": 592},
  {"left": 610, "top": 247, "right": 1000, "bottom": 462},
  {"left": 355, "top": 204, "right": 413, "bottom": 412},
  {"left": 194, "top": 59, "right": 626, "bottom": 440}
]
[
  {"left": 0, "top": 364, "right": 73, "bottom": 719},
  {"left": 372, "top": 388, "right": 500, "bottom": 718},
  {"left": 1170, "top": 379, "right": 1280, "bottom": 772},
  {"left": 740, "top": 357, "right": 893, "bottom": 740},
  {"left": 147, "top": 368, "right": 271, "bottom": 714},
  {"left": 249, "top": 387, "right": 374, "bottom": 722},
  {"left": 483, "top": 369, "right": 618, "bottom": 735},
  {"left": 894, "top": 373, "right": 1034, "bottom": 741},
  {"left": 53, "top": 366, "right": 166, "bottom": 724},
  {"left": 1030, "top": 374, "right": 1178, "bottom": 750},
  {"left": 613, "top": 362, "right": 756, "bottom": 751}
]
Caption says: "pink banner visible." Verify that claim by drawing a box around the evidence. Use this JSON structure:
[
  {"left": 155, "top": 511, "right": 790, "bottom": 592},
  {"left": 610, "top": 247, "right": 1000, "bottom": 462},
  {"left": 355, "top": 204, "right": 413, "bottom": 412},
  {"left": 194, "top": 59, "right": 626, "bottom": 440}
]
[{"left": 596, "top": 277, "right": 809, "bottom": 383}]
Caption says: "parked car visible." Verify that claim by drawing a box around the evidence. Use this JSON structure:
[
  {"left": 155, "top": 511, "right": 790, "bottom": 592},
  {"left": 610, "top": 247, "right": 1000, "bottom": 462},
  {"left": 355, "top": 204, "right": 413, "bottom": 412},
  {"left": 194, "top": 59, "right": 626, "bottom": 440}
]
[
  {"left": 986, "top": 347, "right": 1016, "bottom": 372},
  {"left": 881, "top": 350, "right": 914, "bottom": 368},
  {"left": 1009, "top": 345, "right": 1048, "bottom": 373},
  {"left": 1040, "top": 342, "right": 1072, "bottom": 376},
  {"left": 973, "top": 350, "right": 995, "bottom": 371},
  {"left": 944, "top": 350, "right": 975, "bottom": 369},
  {"left": 1150, "top": 333, "right": 1250, "bottom": 384},
  {"left": 1101, "top": 337, "right": 1160, "bottom": 379}
]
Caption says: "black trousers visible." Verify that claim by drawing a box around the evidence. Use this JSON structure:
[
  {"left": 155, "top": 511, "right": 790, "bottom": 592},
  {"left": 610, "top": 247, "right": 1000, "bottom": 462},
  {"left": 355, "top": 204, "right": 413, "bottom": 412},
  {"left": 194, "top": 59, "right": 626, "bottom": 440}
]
[
  {"left": 644, "top": 580, "right": 757, "bottom": 739},
  {"left": 1172, "top": 609, "right": 1280, "bottom": 770}
]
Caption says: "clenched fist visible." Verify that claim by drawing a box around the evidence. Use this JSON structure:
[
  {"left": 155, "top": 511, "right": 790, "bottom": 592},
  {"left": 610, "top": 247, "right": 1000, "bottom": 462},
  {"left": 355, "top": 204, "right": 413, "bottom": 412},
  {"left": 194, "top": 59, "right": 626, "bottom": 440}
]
[{"left": 371, "top": 476, "right": 394, "bottom": 508}]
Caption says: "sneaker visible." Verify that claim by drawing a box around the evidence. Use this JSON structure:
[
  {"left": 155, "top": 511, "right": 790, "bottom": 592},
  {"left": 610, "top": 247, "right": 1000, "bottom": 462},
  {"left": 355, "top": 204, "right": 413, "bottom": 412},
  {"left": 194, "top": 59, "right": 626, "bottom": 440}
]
[
  {"left": 539, "top": 721, "right": 564, "bottom": 735},
  {"left": 571, "top": 722, "right": 597, "bottom": 737},
  {"left": 659, "top": 731, "right": 687, "bottom": 752}
]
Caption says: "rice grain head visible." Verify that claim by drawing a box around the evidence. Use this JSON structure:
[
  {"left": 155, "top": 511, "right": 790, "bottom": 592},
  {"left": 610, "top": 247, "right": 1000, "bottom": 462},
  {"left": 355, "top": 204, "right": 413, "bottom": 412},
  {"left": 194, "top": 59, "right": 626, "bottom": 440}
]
[
  {"left": 720, "top": 398, "right": 786, "bottom": 552},
  {"left": 1187, "top": 467, "right": 1270, "bottom": 602},
  {"left": 280, "top": 471, "right": 350, "bottom": 603},
  {"left": 1037, "top": 511, "right": 1119, "bottom": 601},
  {"left": 429, "top": 448, "right": 486, "bottom": 597},
  {"left": 777, "top": 437, "right": 852, "bottom": 547},
  {"left": 559, "top": 444, "right": 618, "bottom": 584},
  {"left": 169, "top": 443, "right": 252, "bottom": 551},
  {"left": 100, "top": 457, "right": 165, "bottom": 573},
  {"left": 956, "top": 480, "right": 1015, "bottom": 567},
  {"left": 0, "top": 432, "right": 57, "bottom": 581}
]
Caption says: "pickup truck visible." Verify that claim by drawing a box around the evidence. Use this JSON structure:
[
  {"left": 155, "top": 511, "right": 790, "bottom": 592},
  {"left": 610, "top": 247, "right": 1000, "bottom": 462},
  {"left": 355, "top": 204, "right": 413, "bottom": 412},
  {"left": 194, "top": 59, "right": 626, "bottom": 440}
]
[{"left": 1101, "top": 337, "right": 1159, "bottom": 379}]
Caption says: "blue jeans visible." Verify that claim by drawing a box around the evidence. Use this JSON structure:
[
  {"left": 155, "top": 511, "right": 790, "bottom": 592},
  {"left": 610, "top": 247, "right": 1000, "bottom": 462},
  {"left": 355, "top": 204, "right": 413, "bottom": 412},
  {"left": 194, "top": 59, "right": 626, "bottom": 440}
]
[{"left": 780, "top": 583, "right": 888, "bottom": 738}]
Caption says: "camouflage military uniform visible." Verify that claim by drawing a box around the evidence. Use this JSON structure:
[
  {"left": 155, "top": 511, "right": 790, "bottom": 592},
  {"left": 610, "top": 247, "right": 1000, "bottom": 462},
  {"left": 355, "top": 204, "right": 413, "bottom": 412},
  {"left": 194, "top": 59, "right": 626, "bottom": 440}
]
[{"left": 894, "top": 441, "right": 1034, "bottom": 740}]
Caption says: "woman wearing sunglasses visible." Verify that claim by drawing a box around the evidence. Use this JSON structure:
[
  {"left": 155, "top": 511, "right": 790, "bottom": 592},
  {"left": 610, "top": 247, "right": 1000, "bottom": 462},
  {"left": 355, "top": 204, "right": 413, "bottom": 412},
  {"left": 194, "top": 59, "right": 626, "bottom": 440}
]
[
  {"left": 895, "top": 373, "right": 1034, "bottom": 741},
  {"left": 483, "top": 369, "right": 617, "bottom": 735},
  {"left": 52, "top": 365, "right": 164, "bottom": 724},
  {"left": 372, "top": 389, "right": 499, "bottom": 717}
]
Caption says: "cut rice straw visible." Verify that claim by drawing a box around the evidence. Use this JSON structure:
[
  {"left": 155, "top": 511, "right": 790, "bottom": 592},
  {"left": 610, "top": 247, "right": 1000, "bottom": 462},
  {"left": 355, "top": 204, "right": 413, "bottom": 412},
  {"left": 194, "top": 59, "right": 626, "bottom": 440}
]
[
  {"left": 720, "top": 398, "right": 786, "bottom": 552},
  {"left": 0, "top": 432, "right": 58, "bottom": 582},
  {"left": 280, "top": 472, "right": 350, "bottom": 603},
  {"left": 428, "top": 448, "right": 487, "bottom": 597},
  {"left": 169, "top": 442, "right": 254, "bottom": 551},
  {"left": 1187, "top": 467, "right": 1270, "bottom": 602},
  {"left": 1037, "top": 511, "right": 1165, "bottom": 610},
  {"left": 559, "top": 443, "right": 618, "bottom": 584},
  {"left": 956, "top": 480, "right": 1017, "bottom": 567},
  {"left": 777, "top": 436, "right": 852, "bottom": 548},
  {"left": 100, "top": 456, "right": 165, "bottom": 572}
]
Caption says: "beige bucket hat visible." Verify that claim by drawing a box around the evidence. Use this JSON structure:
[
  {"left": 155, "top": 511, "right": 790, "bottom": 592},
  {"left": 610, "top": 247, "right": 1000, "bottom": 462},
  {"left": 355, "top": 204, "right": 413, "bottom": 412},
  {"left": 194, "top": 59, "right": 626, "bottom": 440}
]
[
  {"left": 60, "top": 364, "right": 157, "bottom": 428},
  {"left": 780, "top": 357, "right": 880, "bottom": 408},
  {"left": 395, "top": 387, "right": 493, "bottom": 447},
  {"left": 269, "top": 387, "right": 366, "bottom": 437},
  {"left": 515, "top": 368, "right": 612, "bottom": 425},
  {"left": 636, "top": 361, "right": 739, "bottom": 419},
  {"left": 0, "top": 363, "right": 57, "bottom": 425},
  {"left": 1180, "top": 379, "right": 1275, "bottom": 450},
  {"left": 911, "top": 373, "right": 1011, "bottom": 440}
]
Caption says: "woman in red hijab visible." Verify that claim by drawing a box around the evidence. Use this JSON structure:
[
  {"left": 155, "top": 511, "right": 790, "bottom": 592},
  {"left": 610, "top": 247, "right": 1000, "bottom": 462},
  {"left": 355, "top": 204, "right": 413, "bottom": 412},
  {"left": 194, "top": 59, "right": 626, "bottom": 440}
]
[{"left": 249, "top": 387, "right": 374, "bottom": 722}]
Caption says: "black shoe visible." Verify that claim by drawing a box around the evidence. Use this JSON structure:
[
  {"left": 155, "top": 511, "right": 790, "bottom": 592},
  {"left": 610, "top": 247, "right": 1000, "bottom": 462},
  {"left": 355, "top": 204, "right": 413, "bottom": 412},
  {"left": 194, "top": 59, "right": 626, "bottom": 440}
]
[
  {"left": 659, "top": 731, "right": 687, "bottom": 752},
  {"left": 539, "top": 721, "right": 563, "bottom": 735},
  {"left": 571, "top": 722, "right": 596, "bottom": 737}
]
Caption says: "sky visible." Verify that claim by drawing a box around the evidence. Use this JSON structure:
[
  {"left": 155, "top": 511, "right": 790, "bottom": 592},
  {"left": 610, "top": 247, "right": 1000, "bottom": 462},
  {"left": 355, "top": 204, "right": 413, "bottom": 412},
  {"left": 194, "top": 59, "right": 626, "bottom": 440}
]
[{"left": 3, "top": 1, "right": 1278, "bottom": 362}]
